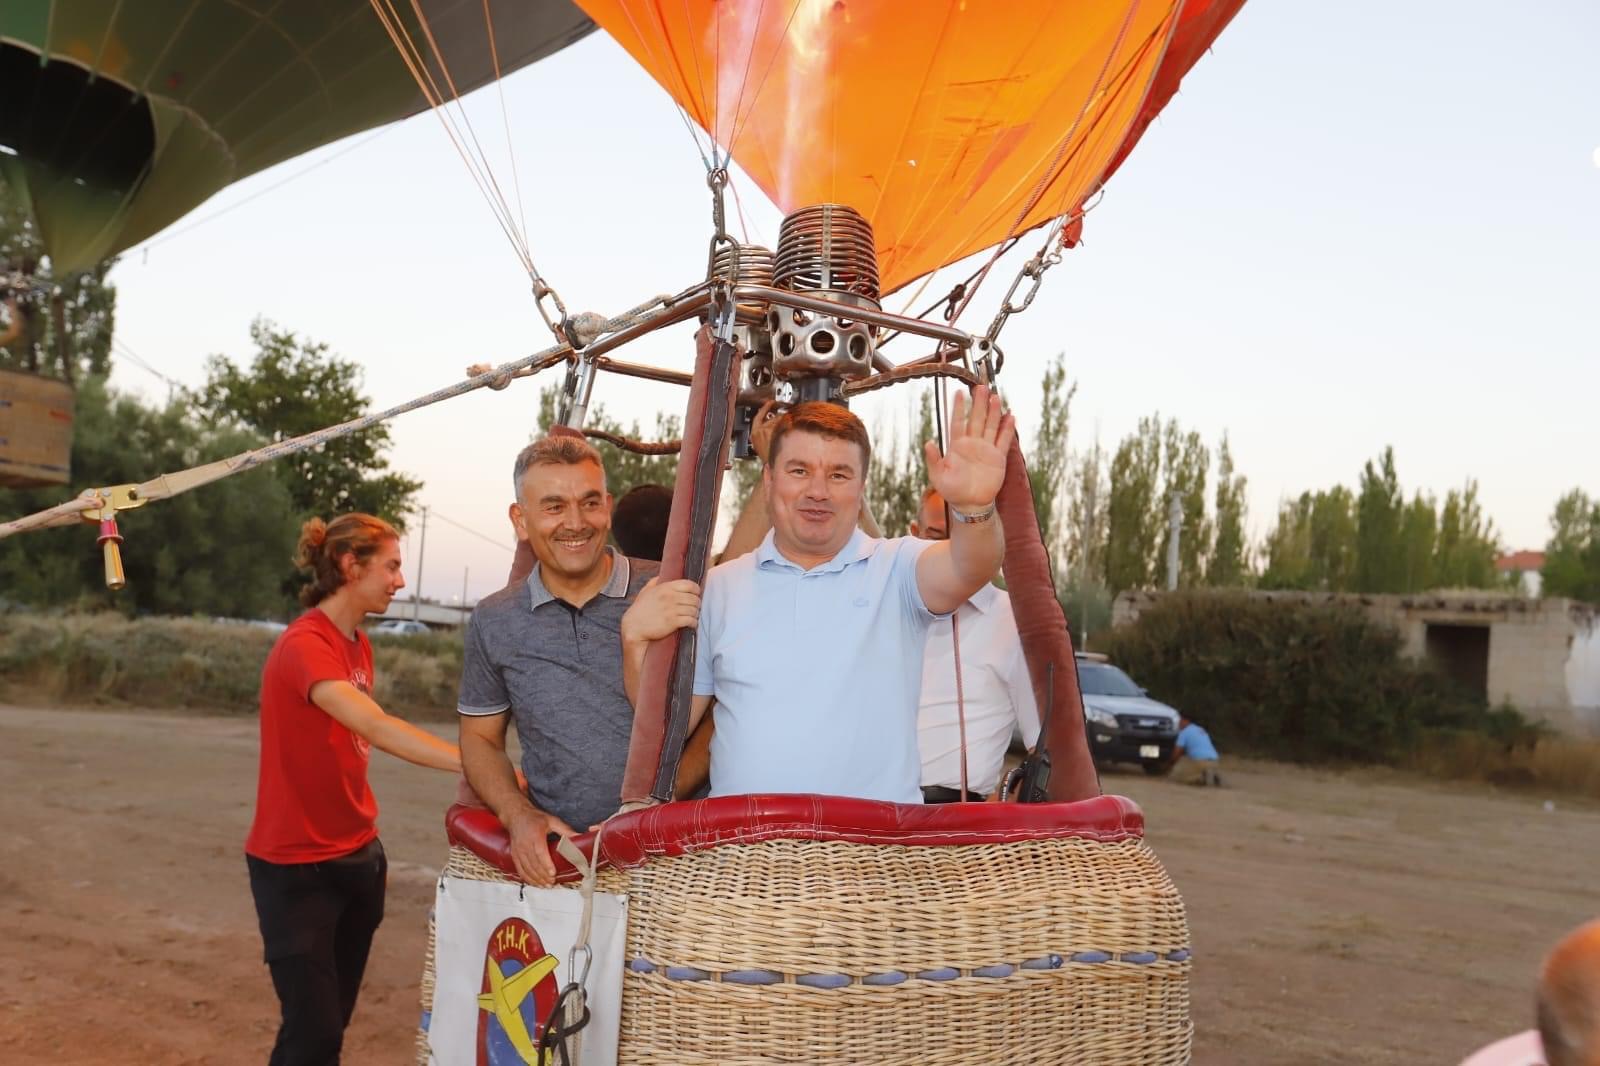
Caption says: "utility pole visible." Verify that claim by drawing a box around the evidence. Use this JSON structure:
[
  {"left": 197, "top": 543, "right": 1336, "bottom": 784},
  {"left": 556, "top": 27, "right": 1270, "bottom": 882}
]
[
  {"left": 412, "top": 506, "right": 428, "bottom": 621},
  {"left": 460, "top": 566, "right": 469, "bottom": 627},
  {"left": 1165, "top": 492, "right": 1182, "bottom": 591}
]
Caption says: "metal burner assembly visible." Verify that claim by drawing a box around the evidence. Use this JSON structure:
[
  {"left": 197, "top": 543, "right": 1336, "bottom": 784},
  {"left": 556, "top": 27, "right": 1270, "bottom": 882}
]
[
  {"left": 707, "top": 240, "right": 776, "bottom": 371},
  {"left": 767, "top": 204, "right": 880, "bottom": 399}
]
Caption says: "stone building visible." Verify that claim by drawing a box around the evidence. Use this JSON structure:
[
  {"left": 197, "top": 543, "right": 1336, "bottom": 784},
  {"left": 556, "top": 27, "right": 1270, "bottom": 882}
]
[{"left": 1111, "top": 589, "right": 1600, "bottom": 737}]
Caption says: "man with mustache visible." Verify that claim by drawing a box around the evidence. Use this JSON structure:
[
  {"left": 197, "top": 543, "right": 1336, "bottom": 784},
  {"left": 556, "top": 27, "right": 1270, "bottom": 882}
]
[
  {"left": 623, "top": 385, "right": 1015, "bottom": 803},
  {"left": 457, "top": 436, "right": 662, "bottom": 886}
]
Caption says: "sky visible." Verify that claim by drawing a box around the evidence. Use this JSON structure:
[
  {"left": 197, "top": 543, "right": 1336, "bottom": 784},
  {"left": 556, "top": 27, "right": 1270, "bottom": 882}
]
[{"left": 97, "top": 0, "right": 1600, "bottom": 607}]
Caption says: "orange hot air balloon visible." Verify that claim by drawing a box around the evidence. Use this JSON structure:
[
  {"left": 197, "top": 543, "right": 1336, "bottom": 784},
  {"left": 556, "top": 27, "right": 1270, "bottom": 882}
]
[{"left": 576, "top": 0, "right": 1244, "bottom": 294}]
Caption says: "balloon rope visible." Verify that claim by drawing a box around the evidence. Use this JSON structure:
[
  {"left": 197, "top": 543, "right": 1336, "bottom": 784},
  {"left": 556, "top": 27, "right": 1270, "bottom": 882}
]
[
  {"left": 605, "top": 2, "right": 729, "bottom": 181},
  {"left": 482, "top": 0, "right": 532, "bottom": 254},
  {"left": 404, "top": 0, "right": 534, "bottom": 264},
  {"left": 368, "top": 0, "right": 535, "bottom": 277},
  {"left": 945, "top": 0, "right": 1147, "bottom": 327},
  {"left": 0, "top": 291, "right": 674, "bottom": 542}
]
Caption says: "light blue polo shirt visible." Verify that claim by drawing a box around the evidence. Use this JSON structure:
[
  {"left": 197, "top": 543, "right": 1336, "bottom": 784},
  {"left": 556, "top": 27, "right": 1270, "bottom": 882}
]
[
  {"left": 693, "top": 529, "right": 942, "bottom": 804},
  {"left": 1177, "top": 722, "right": 1219, "bottom": 762}
]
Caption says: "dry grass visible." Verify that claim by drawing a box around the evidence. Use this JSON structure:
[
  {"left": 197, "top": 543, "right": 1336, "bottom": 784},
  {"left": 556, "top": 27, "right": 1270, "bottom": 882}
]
[
  {"left": 0, "top": 611, "right": 461, "bottom": 718},
  {"left": 1405, "top": 730, "right": 1600, "bottom": 800}
]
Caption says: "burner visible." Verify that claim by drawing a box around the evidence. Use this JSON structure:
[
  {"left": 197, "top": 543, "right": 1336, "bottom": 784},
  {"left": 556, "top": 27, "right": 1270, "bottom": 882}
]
[{"left": 769, "top": 204, "right": 879, "bottom": 382}]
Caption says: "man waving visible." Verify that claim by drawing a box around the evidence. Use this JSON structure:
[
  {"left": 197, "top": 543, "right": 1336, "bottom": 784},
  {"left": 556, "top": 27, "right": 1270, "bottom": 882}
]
[{"left": 622, "top": 384, "right": 1014, "bottom": 804}]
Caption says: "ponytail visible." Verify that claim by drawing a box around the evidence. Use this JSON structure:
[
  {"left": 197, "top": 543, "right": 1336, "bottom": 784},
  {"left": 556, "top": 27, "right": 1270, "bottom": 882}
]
[{"left": 294, "top": 513, "right": 399, "bottom": 607}]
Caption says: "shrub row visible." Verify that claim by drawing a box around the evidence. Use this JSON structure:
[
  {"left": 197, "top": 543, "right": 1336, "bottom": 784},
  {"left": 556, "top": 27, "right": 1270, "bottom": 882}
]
[
  {"left": 0, "top": 612, "right": 463, "bottom": 718},
  {"left": 1097, "top": 591, "right": 1541, "bottom": 765}
]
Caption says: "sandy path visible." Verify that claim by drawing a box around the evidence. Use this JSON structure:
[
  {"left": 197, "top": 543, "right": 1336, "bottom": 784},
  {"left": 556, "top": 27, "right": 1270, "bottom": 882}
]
[{"left": 0, "top": 705, "right": 1595, "bottom": 1064}]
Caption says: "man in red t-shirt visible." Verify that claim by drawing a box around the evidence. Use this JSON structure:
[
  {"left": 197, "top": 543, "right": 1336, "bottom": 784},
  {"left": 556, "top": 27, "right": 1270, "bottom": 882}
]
[{"left": 246, "top": 515, "right": 460, "bottom": 1066}]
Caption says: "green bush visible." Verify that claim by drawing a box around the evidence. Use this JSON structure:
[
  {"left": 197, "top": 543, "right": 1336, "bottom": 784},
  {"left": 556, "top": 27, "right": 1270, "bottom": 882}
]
[
  {"left": 1099, "top": 591, "right": 1534, "bottom": 764},
  {"left": 0, "top": 612, "right": 463, "bottom": 718}
]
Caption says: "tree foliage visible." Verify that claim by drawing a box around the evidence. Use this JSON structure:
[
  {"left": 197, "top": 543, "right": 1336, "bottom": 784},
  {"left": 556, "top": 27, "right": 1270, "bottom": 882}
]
[
  {"left": 864, "top": 389, "right": 935, "bottom": 537},
  {"left": 1067, "top": 437, "right": 1108, "bottom": 588},
  {"left": 0, "top": 378, "right": 299, "bottom": 617},
  {"left": 1105, "top": 416, "right": 1163, "bottom": 593},
  {"left": 534, "top": 382, "right": 681, "bottom": 500},
  {"left": 1432, "top": 483, "right": 1499, "bottom": 589},
  {"left": 1027, "top": 354, "right": 1075, "bottom": 563},
  {"left": 1260, "top": 448, "right": 1500, "bottom": 594},
  {"left": 1206, "top": 435, "right": 1249, "bottom": 586},
  {"left": 1, "top": 179, "right": 116, "bottom": 380},
  {"left": 1354, "top": 447, "right": 1405, "bottom": 593},
  {"left": 200, "top": 320, "right": 421, "bottom": 526},
  {"left": 1162, "top": 422, "right": 1209, "bottom": 588},
  {"left": 1541, "top": 489, "right": 1600, "bottom": 603},
  {"left": 1104, "top": 415, "right": 1211, "bottom": 593},
  {"left": 1061, "top": 434, "right": 1113, "bottom": 639}
]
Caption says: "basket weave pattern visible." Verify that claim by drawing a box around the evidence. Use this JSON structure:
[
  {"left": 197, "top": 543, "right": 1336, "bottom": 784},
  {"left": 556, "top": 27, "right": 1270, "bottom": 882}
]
[{"left": 420, "top": 833, "right": 1190, "bottom": 1064}]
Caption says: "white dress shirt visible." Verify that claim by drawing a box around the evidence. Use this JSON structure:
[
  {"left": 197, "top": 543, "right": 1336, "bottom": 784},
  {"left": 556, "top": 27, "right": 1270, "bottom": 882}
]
[{"left": 916, "top": 583, "right": 1041, "bottom": 794}]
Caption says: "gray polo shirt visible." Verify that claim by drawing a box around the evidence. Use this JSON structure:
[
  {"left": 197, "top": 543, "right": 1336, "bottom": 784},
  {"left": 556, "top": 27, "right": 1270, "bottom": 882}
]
[{"left": 458, "top": 549, "right": 659, "bottom": 830}]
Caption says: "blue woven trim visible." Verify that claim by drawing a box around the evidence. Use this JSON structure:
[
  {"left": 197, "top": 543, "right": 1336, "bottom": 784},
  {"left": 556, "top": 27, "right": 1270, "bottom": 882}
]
[{"left": 625, "top": 947, "right": 1191, "bottom": 987}]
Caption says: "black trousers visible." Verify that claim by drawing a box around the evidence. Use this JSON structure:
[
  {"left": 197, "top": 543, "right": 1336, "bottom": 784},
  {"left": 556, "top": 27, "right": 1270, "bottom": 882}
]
[
  {"left": 247, "top": 838, "right": 387, "bottom": 1066},
  {"left": 922, "top": 785, "right": 987, "bottom": 804}
]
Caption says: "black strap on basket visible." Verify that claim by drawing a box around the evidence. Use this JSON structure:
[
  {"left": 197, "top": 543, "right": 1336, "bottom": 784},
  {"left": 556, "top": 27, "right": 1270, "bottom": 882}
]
[
  {"left": 1006, "top": 662, "right": 1055, "bottom": 803},
  {"left": 539, "top": 982, "right": 592, "bottom": 1066}
]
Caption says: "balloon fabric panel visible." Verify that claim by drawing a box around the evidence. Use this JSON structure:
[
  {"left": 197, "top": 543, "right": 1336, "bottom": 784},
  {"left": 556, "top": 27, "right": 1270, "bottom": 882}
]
[
  {"left": 574, "top": 0, "right": 1247, "bottom": 294},
  {"left": 0, "top": 1, "right": 595, "bottom": 272}
]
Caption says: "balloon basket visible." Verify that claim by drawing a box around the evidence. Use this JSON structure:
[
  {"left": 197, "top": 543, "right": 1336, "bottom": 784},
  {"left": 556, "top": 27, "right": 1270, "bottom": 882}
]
[
  {"left": 419, "top": 795, "right": 1191, "bottom": 1065},
  {"left": 0, "top": 367, "right": 73, "bottom": 488}
]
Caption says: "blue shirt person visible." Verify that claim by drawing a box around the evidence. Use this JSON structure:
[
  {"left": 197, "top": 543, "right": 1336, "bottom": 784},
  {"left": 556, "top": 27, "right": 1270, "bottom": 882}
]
[
  {"left": 621, "top": 387, "right": 1018, "bottom": 803},
  {"left": 1173, "top": 716, "right": 1222, "bottom": 786},
  {"left": 691, "top": 528, "right": 936, "bottom": 802}
]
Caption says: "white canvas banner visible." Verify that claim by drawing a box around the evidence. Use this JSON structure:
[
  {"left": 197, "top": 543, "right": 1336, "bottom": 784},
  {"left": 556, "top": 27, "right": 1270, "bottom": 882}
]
[{"left": 427, "top": 876, "right": 628, "bottom": 1066}]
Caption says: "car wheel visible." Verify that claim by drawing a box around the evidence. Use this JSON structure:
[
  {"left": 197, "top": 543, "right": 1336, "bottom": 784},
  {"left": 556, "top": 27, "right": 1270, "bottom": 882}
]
[{"left": 1141, "top": 759, "right": 1171, "bottom": 777}]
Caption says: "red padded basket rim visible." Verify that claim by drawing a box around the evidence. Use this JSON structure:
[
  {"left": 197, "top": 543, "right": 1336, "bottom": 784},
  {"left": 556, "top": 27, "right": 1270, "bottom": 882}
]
[{"left": 446, "top": 793, "right": 1143, "bottom": 885}]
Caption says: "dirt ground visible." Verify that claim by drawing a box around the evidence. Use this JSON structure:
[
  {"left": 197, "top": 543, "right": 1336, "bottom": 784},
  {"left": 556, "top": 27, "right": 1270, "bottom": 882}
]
[{"left": 0, "top": 705, "right": 1595, "bottom": 1065}]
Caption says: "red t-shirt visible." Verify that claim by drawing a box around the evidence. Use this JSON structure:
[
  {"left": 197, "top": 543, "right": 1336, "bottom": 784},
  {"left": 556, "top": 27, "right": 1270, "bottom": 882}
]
[{"left": 245, "top": 609, "right": 380, "bottom": 863}]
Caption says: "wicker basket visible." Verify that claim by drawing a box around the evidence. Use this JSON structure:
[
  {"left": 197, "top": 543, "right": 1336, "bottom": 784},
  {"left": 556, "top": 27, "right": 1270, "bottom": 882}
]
[
  {"left": 0, "top": 367, "right": 73, "bottom": 488},
  {"left": 419, "top": 805, "right": 1190, "bottom": 1065}
]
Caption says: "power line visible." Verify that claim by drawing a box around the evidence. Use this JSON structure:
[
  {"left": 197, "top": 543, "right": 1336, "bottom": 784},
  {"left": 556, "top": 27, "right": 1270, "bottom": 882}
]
[
  {"left": 112, "top": 337, "right": 187, "bottom": 393},
  {"left": 429, "top": 508, "right": 513, "bottom": 553}
]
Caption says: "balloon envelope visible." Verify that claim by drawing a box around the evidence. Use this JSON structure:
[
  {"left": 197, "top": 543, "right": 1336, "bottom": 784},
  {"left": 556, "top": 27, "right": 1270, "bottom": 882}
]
[
  {"left": 0, "top": 1, "right": 596, "bottom": 273},
  {"left": 577, "top": 0, "right": 1244, "bottom": 293}
]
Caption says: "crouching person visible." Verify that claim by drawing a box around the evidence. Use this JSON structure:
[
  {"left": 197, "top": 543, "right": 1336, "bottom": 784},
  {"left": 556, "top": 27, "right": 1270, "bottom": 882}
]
[{"left": 1172, "top": 715, "right": 1223, "bottom": 787}]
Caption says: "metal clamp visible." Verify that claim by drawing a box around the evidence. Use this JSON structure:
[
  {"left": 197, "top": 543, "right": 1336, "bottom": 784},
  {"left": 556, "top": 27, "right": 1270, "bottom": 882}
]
[
  {"left": 985, "top": 249, "right": 1059, "bottom": 345},
  {"left": 79, "top": 484, "right": 149, "bottom": 591},
  {"left": 534, "top": 279, "right": 578, "bottom": 349}
]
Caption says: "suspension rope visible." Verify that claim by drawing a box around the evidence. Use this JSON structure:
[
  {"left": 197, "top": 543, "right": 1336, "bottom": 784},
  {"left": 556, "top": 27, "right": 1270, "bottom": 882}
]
[
  {"left": 1, "top": 345, "right": 568, "bottom": 540},
  {"left": 943, "top": 0, "right": 1145, "bottom": 329},
  {"left": 369, "top": 0, "right": 535, "bottom": 279},
  {"left": 0, "top": 495, "right": 103, "bottom": 538},
  {"left": 0, "top": 285, "right": 689, "bottom": 543},
  {"left": 481, "top": 0, "right": 531, "bottom": 253},
  {"left": 405, "top": 0, "right": 531, "bottom": 258},
  {"left": 952, "top": 609, "right": 971, "bottom": 799},
  {"left": 875, "top": 236, "right": 1023, "bottom": 349}
]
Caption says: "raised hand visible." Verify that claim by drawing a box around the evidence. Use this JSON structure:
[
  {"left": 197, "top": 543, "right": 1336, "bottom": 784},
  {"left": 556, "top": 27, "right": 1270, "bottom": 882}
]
[{"left": 922, "top": 384, "right": 1015, "bottom": 512}]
